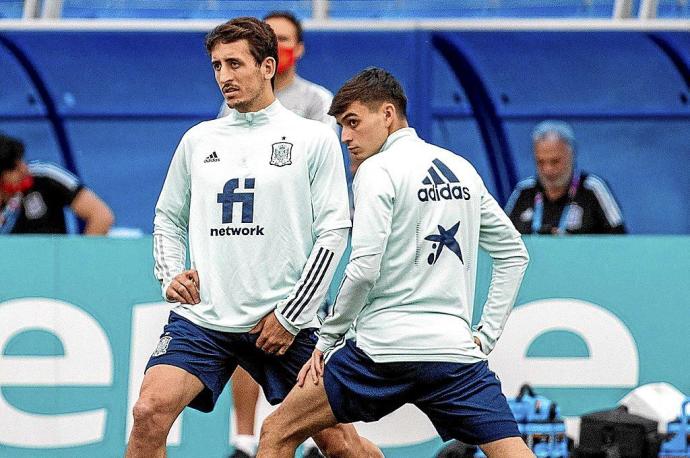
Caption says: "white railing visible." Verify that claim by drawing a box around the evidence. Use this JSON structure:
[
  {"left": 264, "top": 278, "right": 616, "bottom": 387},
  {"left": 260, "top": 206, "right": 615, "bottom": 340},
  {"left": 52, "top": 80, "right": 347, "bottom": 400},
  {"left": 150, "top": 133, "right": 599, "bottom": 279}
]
[
  {"left": 17, "top": 0, "right": 671, "bottom": 20},
  {"left": 1, "top": 17, "right": 689, "bottom": 31}
]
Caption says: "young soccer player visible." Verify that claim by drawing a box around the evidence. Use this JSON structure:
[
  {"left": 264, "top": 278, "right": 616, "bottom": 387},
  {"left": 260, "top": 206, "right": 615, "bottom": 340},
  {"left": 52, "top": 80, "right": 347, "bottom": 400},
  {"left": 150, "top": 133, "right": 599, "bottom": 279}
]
[{"left": 257, "top": 68, "right": 534, "bottom": 458}]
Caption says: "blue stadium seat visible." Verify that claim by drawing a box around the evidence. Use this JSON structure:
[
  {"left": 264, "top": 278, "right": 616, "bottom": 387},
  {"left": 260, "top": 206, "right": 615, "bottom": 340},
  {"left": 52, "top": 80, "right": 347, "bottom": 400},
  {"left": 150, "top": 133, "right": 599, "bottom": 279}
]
[
  {"left": 18, "top": 0, "right": 623, "bottom": 20},
  {"left": 0, "top": 1, "right": 23, "bottom": 19},
  {"left": 327, "top": 1, "right": 617, "bottom": 19},
  {"left": 60, "top": 0, "right": 311, "bottom": 20},
  {"left": 656, "top": 0, "right": 690, "bottom": 18}
]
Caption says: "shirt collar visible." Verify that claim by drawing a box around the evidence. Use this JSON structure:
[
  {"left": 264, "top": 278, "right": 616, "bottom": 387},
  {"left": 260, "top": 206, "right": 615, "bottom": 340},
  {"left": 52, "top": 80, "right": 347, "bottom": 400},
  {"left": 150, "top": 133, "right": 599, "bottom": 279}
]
[
  {"left": 227, "top": 98, "right": 283, "bottom": 125},
  {"left": 379, "top": 127, "right": 418, "bottom": 154}
]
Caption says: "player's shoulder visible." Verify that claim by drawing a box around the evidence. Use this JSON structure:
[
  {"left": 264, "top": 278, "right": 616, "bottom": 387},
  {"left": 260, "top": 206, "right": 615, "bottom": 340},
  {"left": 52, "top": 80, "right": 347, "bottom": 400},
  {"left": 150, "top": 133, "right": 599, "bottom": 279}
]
[
  {"left": 582, "top": 171, "right": 610, "bottom": 189},
  {"left": 297, "top": 76, "right": 334, "bottom": 100},
  {"left": 513, "top": 176, "right": 538, "bottom": 193},
  {"left": 182, "top": 118, "right": 223, "bottom": 140},
  {"left": 355, "top": 151, "right": 400, "bottom": 190},
  {"left": 28, "top": 161, "right": 80, "bottom": 188},
  {"left": 179, "top": 117, "right": 237, "bottom": 150},
  {"left": 505, "top": 177, "right": 537, "bottom": 212},
  {"left": 581, "top": 172, "right": 618, "bottom": 201},
  {"left": 282, "top": 109, "right": 336, "bottom": 140},
  {"left": 412, "top": 140, "right": 482, "bottom": 184}
]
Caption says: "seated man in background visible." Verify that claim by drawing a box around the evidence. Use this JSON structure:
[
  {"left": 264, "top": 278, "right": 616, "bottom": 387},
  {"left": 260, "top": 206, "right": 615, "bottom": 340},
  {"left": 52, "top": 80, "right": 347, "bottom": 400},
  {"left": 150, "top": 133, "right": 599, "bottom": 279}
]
[
  {"left": 0, "top": 133, "right": 114, "bottom": 235},
  {"left": 505, "top": 120, "right": 626, "bottom": 234}
]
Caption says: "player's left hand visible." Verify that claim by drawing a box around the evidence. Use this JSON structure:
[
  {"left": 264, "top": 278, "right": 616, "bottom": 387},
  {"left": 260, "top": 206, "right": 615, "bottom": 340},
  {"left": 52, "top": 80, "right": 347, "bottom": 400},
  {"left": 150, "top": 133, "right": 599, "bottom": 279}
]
[
  {"left": 297, "top": 349, "right": 324, "bottom": 387},
  {"left": 250, "top": 312, "right": 295, "bottom": 356}
]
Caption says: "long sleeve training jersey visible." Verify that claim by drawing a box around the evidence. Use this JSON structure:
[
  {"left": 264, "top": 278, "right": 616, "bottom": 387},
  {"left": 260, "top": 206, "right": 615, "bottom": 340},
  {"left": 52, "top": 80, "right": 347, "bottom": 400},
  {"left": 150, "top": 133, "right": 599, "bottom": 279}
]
[
  {"left": 317, "top": 128, "right": 529, "bottom": 363},
  {"left": 154, "top": 100, "right": 351, "bottom": 334}
]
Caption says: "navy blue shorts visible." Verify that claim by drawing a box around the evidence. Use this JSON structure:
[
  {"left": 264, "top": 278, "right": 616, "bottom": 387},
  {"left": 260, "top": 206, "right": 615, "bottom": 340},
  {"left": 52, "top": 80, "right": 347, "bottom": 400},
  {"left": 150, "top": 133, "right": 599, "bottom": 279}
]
[
  {"left": 323, "top": 339, "right": 520, "bottom": 445},
  {"left": 145, "top": 312, "right": 317, "bottom": 413}
]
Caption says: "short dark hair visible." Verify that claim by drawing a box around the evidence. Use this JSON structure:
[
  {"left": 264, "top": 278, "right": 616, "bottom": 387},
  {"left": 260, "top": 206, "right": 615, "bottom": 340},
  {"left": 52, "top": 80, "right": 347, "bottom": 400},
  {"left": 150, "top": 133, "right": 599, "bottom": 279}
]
[
  {"left": 264, "top": 11, "right": 303, "bottom": 43},
  {"left": 205, "top": 16, "right": 278, "bottom": 70},
  {"left": 0, "top": 134, "right": 24, "bottom": 174},
  {"left": 329, "top": 67, "right": 408, "bottom": 120}
]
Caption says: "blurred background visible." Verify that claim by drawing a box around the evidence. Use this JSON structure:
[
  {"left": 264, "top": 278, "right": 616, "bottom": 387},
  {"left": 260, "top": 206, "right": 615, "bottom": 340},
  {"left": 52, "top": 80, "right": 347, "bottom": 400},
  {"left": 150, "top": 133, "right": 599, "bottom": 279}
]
[{"left": 0, "top": 1, "right": 688, "bottom": 457}]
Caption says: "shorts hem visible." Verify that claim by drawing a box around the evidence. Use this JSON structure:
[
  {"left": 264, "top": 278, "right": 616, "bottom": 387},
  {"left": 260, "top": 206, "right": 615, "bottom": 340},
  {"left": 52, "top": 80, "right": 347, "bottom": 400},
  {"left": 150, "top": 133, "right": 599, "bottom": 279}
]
[{"left": 443, "top": 421, "right": 521, "bottom": 445}]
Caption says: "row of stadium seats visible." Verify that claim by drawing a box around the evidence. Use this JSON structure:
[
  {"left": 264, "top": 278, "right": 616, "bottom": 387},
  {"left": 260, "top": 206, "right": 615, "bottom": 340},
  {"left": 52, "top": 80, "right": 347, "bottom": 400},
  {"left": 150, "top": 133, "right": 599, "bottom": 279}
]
[
  {"left": 1, "top": 0, "right": 690, "bottom": 19},
  {"left": 0, "top": 29, "right": 688, "bottom": 234}
]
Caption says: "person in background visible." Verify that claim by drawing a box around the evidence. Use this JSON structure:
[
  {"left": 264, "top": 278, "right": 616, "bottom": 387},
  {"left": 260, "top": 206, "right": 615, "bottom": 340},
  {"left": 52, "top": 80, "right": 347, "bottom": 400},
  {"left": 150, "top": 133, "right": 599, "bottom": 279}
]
[
  {"left": 0, "top": 133, "right": 113, "bottom": 235},
  {"left": 505, "top": 120, "right": 626, "bottom": 235},
  {"left": 220, "top": 12, "right": 336, "bottom": 458}
]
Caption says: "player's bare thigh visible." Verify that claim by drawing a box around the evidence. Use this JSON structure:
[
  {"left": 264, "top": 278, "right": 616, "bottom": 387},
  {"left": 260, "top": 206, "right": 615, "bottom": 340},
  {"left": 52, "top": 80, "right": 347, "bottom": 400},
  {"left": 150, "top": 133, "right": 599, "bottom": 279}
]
[
  {"left": 126, "top": 365, "right": 205, "bottom": 457},
  {"left": 258, "top": 376, "right": 382, "bottom": 458},
  {"left": 259, "top": 375, "right": 338, "bottom": 447},
  {"left": 135, "top": 365, "right": 204, "bottom": 421}
]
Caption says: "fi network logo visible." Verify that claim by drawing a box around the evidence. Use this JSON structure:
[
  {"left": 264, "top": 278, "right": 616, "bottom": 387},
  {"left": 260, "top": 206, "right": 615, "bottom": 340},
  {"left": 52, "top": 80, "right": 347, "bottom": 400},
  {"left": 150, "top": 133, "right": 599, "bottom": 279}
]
[
  {"left": 217, "top": 178, "right": 255, "bottom": 223},
  {"left": 418, "top": 159, "right": 471, "bottom": 202},
  {"left": 212, "top": 178, "right": 264, "bottom": 237}
]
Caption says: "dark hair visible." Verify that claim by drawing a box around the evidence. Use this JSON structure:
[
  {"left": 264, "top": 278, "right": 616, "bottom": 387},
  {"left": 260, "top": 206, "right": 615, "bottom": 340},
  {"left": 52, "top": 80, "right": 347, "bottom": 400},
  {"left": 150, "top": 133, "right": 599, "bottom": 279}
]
[
  {"left": 263, "top": 11, "right": 303, "bottom": 43},
  {"left": 205, "top": 17, "right": 278, "bottom": 79},
  {"left": 0, "top": 134, "right": 24, "bottom": 174},
  {"left": 329, "top": 67, "right": 407, "bottom": 119}
]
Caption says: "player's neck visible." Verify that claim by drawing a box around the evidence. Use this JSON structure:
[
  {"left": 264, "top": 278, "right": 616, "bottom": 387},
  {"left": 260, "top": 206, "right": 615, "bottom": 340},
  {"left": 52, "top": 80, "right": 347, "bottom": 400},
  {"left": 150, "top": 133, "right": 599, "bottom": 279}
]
[
  {"left": 236, "top": 88, "right": 276, "bottom": 113},
  {"left": 274, "top": 69, "right": 296, "bottom": 92},
  {"left": 388, "top": 118, "right": 409, "bottom": 136}
]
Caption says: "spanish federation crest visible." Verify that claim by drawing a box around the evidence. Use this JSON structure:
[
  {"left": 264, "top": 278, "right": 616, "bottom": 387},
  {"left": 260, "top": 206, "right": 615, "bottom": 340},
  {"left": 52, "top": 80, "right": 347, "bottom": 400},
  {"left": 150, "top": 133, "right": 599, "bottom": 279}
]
[
  {"left": 151, "top": 335, "right": 172, "bottom": 357},
  {"left": 270, "top": 140, "right": 293, "bottom": 167}
]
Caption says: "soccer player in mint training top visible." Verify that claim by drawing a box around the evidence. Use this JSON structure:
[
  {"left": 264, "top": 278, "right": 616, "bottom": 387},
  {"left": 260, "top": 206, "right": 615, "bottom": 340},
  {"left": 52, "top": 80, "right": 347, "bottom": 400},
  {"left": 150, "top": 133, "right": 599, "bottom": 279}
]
[
  {"left": 125, "top": 17, "right": 381, "bottom": 458},
  {"left": 257, "top": 68, "right": 534, "bottom": 458},
  {"left": 217, "top": 13, "right": 337, "bottom": 458}
]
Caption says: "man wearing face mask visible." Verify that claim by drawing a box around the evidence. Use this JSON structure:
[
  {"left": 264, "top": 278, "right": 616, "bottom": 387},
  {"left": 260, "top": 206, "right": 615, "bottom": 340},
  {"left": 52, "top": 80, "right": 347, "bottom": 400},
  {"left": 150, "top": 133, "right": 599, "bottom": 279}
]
[
  {"left": 219, "top": 11, "right": 335, "bottom": 129},
  {"left": 0, "top": 133, "right": 113, "bottom": 235},
  {"left": 505, "top": 120, "right": 626, "bottom": 235}
]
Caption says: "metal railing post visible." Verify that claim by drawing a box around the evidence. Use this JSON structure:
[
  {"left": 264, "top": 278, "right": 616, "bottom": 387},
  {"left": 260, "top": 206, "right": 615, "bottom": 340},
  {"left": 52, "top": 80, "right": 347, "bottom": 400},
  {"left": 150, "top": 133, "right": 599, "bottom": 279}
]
[
  {"left": 312, "top": 0, "right": 329, "bottom": 20},
  {"left": 22, "top": 0, "right": 40, "bottom": 18},
  {"left": 639, "top": 0, "right": 659, "bottom": 19},
  {"left": 41, "top": 0, "right": 64, "bottom": 18},
  {"left": 613, "top": 0, "right": 633, "bottom": 18}
]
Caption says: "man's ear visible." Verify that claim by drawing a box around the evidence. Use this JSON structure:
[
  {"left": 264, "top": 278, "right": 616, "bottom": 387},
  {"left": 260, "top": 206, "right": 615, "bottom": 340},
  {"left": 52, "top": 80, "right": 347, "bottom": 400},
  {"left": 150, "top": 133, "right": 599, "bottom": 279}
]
[
  {"left": 383, "top": 103, "right": 396, "bottom": 128},
  {"left": 263, "top": 57, "right": 277, "bottom": 81}
]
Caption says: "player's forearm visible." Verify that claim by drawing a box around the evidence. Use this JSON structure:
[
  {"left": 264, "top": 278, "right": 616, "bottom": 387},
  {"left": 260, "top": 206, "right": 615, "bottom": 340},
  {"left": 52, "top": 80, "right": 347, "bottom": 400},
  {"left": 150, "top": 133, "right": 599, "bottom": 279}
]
[
  {"left": 152, "top": 134, "right": 192, "bottom": 299},
  {"left": 474, "top": 235, "right": 529, "bottom": 354},
  {"left": 82, "top": 210, "right": 114, "bottom": 235},
  {"left": 71, "top": 188, "right": 115, "bottom": 235},
  {"left": 316, "top": 253, "right": 381, "bottom": 351},
  {"left": 275, "top": 227, "right": 348, "bottom": 333},
  {"left": 153, "top": 217, "right": 188, "bottom": 300}
]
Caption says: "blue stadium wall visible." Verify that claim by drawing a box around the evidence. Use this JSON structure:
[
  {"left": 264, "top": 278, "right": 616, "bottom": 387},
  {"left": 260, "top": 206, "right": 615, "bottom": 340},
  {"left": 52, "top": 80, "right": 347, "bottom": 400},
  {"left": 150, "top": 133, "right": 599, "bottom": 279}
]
[{"left": 1, "top": 29, "right": 689, "bottom": 233}]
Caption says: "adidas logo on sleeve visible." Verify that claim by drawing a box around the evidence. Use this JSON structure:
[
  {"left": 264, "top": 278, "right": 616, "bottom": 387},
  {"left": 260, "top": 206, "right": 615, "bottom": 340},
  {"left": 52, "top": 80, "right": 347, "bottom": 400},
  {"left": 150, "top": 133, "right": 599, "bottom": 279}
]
[
  {"left": 204, "top": 151, "right": 220, "bottom": 163},
  {"left": 418, "top": 158, "right": 471, "bottom": 202}
]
